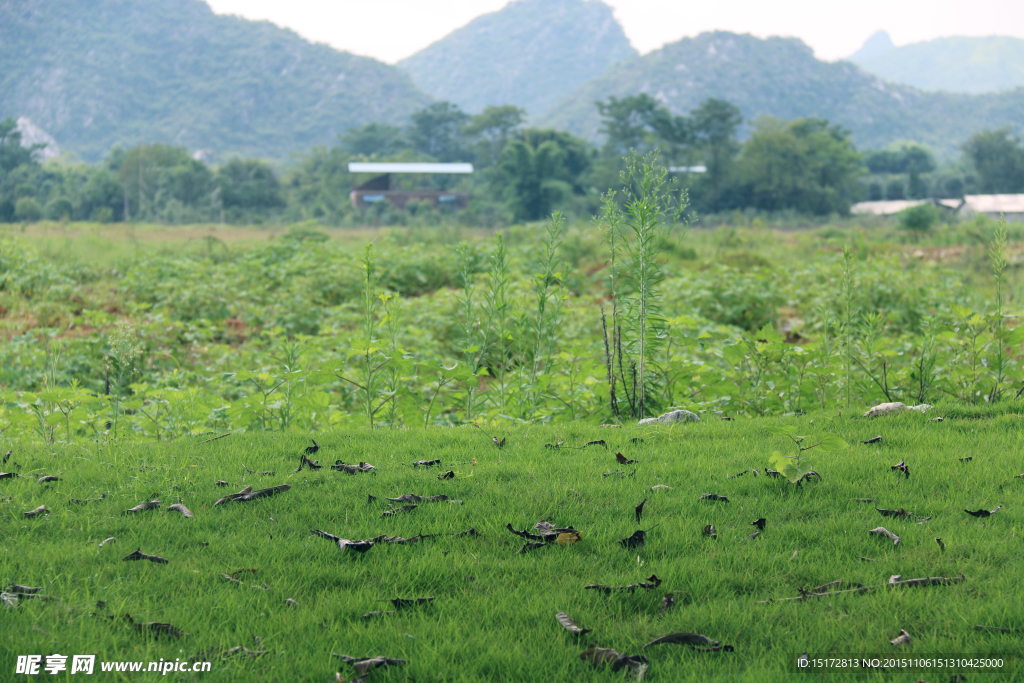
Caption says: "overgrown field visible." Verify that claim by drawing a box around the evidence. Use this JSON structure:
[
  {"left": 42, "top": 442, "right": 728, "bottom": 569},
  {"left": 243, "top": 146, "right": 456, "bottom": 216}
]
[
  {"left": 3, "top": 200, "right": 1024, "bottom": 443},
  {"left": 2, "top": 411, "right": 1023, "bottom": 681}
]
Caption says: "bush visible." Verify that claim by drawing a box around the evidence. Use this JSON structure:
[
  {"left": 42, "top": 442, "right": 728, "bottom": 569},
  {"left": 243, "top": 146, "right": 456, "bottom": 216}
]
[
  {"left": 45, "top": 197, "right": 74, "bottom": 221},
  {"left": 14, "top": 197, "right": 43, "bottom": 222},
  {"left": 898, "top": 203, "right": 941, "bottom": 233}
]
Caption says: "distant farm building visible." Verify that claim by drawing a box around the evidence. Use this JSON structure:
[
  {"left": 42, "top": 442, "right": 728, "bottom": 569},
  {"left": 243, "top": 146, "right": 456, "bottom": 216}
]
[
  {"left": 850, "top": 199, "right": 933, "bottom": 216},
  {"left": 958, "top": 194, "right": 1024, "bottom": 222},
  {"left": 851, "top": 195, "right": 1024, "bottom": 221},
  {"left": 348, "top": 162, "right": 472, "bottom": 210}
]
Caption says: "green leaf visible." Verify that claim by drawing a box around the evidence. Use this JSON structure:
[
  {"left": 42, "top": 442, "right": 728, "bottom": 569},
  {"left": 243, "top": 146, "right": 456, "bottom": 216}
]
[
  {"left": 814, "top": 432, "right": 848, "bottom": 451},
  {"left": 765, "top": 424, "right": 798, "bottom": 436}
]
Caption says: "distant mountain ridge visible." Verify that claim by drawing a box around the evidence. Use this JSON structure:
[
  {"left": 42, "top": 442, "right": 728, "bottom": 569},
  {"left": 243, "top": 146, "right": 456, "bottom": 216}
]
[
  {"left": 398, "top": 0, "right": 636, "bottom": 118},
  {"left": 849, "top": 33, "right": 1024, "bottom": 95},
  {"left": 536, "top": 31, "right": 1024, "bottom": 155},
  {"left": 0, "top": 0, "right": 431, "bottom": 162}
]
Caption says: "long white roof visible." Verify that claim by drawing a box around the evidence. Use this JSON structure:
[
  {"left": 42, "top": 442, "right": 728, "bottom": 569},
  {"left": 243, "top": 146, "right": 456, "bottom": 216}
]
[
  {"left": 348, "top": 162, "right": 473, "bottom": 174},
  {"left": 963, "top": 194, "right": 1024, "bottom": 213},
  {"left": 850, "top": 199, "right": 929, "bottom": 216}
]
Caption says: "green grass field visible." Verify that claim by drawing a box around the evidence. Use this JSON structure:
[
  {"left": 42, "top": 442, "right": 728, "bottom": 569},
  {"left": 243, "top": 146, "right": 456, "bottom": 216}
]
[{"left": 3, "top": 407, "right": 1022, "bottom": 682}]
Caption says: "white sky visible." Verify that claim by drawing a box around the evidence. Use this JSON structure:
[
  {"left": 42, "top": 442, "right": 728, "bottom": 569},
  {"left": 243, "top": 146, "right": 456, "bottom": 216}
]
[{"left": 204, "top": 0, "right": 1024, "bottom": 63}]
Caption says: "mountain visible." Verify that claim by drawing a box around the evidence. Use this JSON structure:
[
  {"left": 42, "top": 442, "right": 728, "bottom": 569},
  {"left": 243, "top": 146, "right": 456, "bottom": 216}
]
[
  {"left": 398, "top": 0, "right": 636, "bottom": 118},
  {"left": 537, "top": 31, "right": 1024, "bottom": 155},
  {"left": 0, "top": 0, "right": 431, "bottom": 163},
  {"left": 849, "top": 34, "right": 1024, "bottom": 95},
  {"left": 848, "top": 30, "right": 895, "bottom": 62}
]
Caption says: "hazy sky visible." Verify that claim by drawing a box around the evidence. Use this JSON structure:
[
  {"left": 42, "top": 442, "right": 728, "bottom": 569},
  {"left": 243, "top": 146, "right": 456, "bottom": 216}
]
[{"left": 205, "top": 0, "right": 1024, "bottom": 63}]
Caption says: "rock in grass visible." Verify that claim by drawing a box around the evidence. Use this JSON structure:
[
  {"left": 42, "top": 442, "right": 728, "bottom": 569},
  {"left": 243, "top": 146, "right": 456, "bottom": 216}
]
[
  {"left": 863, "top": 402, "right": 933, "bottom": 418},
  {"left": 638, "top": 409, "right": 700, "bottom": 426}
]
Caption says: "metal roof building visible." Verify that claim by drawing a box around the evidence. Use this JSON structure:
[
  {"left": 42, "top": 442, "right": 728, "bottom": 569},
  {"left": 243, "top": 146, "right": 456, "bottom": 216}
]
[
  {"left": 348, "top": 162, "right": 473, "bottom": 211},
  {"left": 959, "top": 194, "right": 1024, "bottom": 221}
]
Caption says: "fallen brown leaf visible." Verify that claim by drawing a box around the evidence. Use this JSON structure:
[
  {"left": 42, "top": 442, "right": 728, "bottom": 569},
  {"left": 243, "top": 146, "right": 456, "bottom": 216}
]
[
  {"left": 701, "top": 493, "right": 729, "bottom": 502},
  {"left": 702, "top": 524, "right": 717, "bottom": 539},
  {"left": 127, "top": 499, "right": 161, "bottom": 514},
  {"left": 643, "top": 632, "right": 734, "bottom": 652},
  {"left": 869, "top": 527, "right": 901, "bottom": 547},
  {"left": 556, "top": 611, "right": 591, "bottom": 635},
  {"left": 965, "top": 505, "right": 1002, "bottom": 517},
  {"left": 890, "top": 629, "right": 911, "bottom": 646},
  {"left": 390, "top": 597, "right": 434, "bottom": 609},
  {"left": 123, "top": 548, "right": 169, "bottom": 564},
  {"left": 24, "top": 505, "right": 48, "bottom": 518},
  {"left": 167, "top": 504, "right": 194, "bottom": 519}
]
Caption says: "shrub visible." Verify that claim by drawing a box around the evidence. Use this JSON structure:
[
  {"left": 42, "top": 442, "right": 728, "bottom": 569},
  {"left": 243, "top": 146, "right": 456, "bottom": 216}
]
[
  {"left": 898, "top": 203, "right": 941, "bottom": 233},
  {"left": 14, "top": 197, "right": 43, "bottom": 222},
  {"left": 45, "top": 197, "right": 74, "bottom": 221}
]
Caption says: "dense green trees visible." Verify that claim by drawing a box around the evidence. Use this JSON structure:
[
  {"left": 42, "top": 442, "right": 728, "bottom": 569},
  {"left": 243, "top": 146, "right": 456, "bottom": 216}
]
[
  {"left": 737, "top": 118, "right": 862, "bottom": 214},
  {"left": 963, "top": 128, "right": 1024, "bottom": 193}
]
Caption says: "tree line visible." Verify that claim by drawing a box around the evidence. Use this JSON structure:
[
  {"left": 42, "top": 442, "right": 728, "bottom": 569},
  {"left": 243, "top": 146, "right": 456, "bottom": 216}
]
[{"left": 2, "top": 98, "right": 1023, "bottom": 226}]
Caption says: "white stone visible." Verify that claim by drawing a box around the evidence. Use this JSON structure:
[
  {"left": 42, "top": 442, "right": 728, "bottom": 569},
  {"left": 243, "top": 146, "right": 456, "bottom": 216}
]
[
  {"left": 863, "top": 402, "right": 933, "bottom": 418},
  {"left": 638, "top": 409, "right": 701, "bottom": 426}
]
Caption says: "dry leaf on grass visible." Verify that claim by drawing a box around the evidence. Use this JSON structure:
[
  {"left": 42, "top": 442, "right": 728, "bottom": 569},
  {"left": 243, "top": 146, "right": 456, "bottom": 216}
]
[
  {"left": 216, "top": 484, "right": 290, "bottom": 505},
  {"left": 891, "top": 458, "right": 910, "bottom": 479},
  {"left": 643, "top": 632, "right": 734, "bottom": 652},
  {"left": 124, "top": 613, "right": 185, "bottom": 638},
  {"left": 965, "top": 505, "right": 1002, "bottom": 517},
  {"left": 437, "top": 470, "right": 455, "bottom": 480},
  {"left": 660, "top": 593, "right": 675, "bottom": 616},
  {"left": 702, "top": 524, "right": 717, "bottom": 539},
  {"left": 584, "top": 440, "right": 606, "bottom": 448},
  {"left": 746, "top": 531, "right": 761, "bottom": 541},
  {"left": 123, "top": 548, "right": 169, "bottom": 564},
  {"left": 311, "top": 529, "right": 375, "bottom": 553},
  {"left": 518, "top": 541, "right": 548, "bottom": 554},
  {"left": 603, "top": 469, "right": 636, "bottom": 478},
  {"left": 98, "top": 537, "right": 116, "bottom": 547},
  {"left": 127, "top": 500, "right": 160, "bottom": 513},
  {"left": 385, "top": 494, "right": 448, "bottom": 504},
  {"left": 869, "top": 527, "right": 901, "bottom": 547},
  {"left": 764, "top": 468, "right": 782, "bottom": 478},
  {"left": 890, "top": 629, "right": 911, "bottom": 646},
  {"left": 38, "top": 475, "right": 60, "bottom": 483},
  {"left": 584, "top": 575, "right": 662, "bottom": 594},
  {"left": 381, "top": 504, "right": 417, "bottom": 517},
  {"left": 24, "top": 505, "right": 48, "bottom": 518},
  {"left": 332, "top": 461, "right": 375, "bottom": 474},
  {"left": 635, "top": 498, "right": 646, "bottom": 524},
  {"left": 390, "top": 597, "right": 434, "bottom": 609},
  {"left": 168, "top": 504, "right": 193, "bottom": 518},
  {"left": 651, "top": 484, "right": 671, "bottom": 491},
  {"left": 556, "top": 611, "right": 591, "bottom": 635},
  {"left": 304, "top": 439, "right": 320, "bottom": 455},
  {"left": 334, "top": 655, "right": 406, "bottom": 676},
  {"left": 0, "top": 472, "right": 19, "bottom": 480},
  {"left": 936, "top": 538, "right": 946, "bottom": 552},
  {"left": 294, "top": 455, "right": 322, "bottom": 472},
  {"left": 410, "top": 459, "right": 441, "bottom": 467},
  {"left": 862, "top": 436, "right": 882, "bottom": 444},
  {"left": 752, "top": 518, "right": 767, "bottom": 531},
  {"left": 453, "top": 527, "right": 481, "bottom": 538},
  {"left": 701, "top": 493, "right": 729, "bottom": 502},
  {"left": 615, "top": 453, "right": 638, "bottom": 464},
  {"left": 580, "top": 647, "right": 649, "bottom": 680}
]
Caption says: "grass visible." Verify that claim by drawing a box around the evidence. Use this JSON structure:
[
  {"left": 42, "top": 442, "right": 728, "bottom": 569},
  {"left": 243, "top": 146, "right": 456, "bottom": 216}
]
[{"left": 3, "top": 406, "right": 1023, "bottom": 681}]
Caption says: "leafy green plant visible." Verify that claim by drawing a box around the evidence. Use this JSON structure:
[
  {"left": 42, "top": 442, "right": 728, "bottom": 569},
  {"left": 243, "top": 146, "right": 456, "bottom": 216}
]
[
  {"left": 601, "top": 152, "right": 688, "bottom": 419},
  {"left": 767, "top": 424, "right": 848, "bottom": 484}
]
